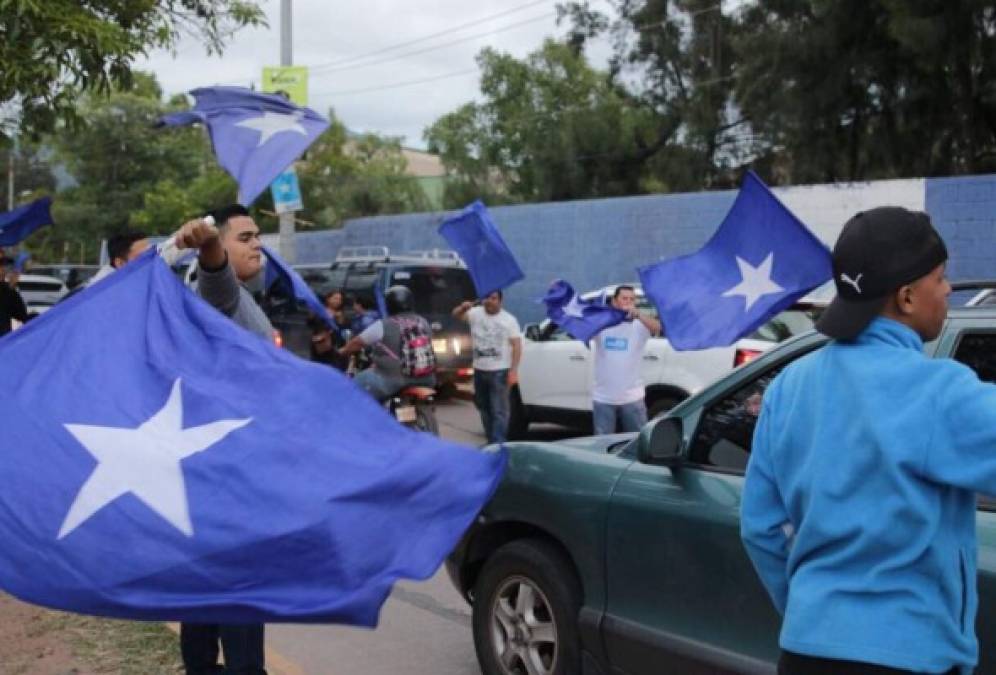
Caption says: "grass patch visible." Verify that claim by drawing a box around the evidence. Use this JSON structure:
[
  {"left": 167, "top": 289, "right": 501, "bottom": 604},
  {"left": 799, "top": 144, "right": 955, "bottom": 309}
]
[{"left": 43, "top": 611, "right": 182, "bottom": 674}]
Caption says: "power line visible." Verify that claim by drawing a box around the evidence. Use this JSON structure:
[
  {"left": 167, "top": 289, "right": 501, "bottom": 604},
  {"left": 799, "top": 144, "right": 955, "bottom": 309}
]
[
  {"left": 311, "top": 68, "right": 479, "bottom": 98},
  {"left": 308, "top": 0, "right": 555, "bottom": 71},
  {"left": 309, "top": 12, "right": 557, "bottom": 77}
]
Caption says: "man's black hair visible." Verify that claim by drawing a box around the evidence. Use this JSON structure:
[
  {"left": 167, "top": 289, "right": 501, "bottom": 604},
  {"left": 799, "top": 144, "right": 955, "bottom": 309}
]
[
  {"left": 206, "top": 204, "right": 251, "bottom": 231},
  {"left": 613, "top": 285, "right": 635, "bottom": 299},
  {"left": 107, "top": 232, "right": 148, "bottom": 267}
]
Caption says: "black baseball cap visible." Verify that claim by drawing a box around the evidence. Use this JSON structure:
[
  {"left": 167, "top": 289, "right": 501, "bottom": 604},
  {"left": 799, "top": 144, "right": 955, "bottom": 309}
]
[{"left": 815, "top": 207, "right": 948, "bottom": 340}]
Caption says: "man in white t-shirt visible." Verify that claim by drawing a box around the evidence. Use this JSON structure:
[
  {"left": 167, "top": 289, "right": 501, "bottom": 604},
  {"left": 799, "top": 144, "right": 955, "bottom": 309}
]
[
  {"left": 453, "top": 290, "right": 522, "bottom": 444},
  {"left": 592, "top": 285, "right": 662, "bottom": 435}
]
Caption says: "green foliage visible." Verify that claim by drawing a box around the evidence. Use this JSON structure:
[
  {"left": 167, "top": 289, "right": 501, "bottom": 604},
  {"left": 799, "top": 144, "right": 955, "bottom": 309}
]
[
  {"left": 734, "top": 0, "right": 996, "bottom": 181},
  {"left": 298, "top": 117, "right": 430, "bottom": 227},
  {"left": 431, "top": 0, "right": 996, "bottom": 199},
  {"left": 0, "top": 0, "right": 265, "bottom": 140},
  {"left": 425, "top": 40, "right": 661, "bottom": 205}
]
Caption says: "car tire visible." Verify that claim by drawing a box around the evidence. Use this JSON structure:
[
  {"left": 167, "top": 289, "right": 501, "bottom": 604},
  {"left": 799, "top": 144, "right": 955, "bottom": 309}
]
[
  {"left": 647, "top": 394, "right": 683, "bottom": 420},
  {"left": 507, "top": 387, "right": 530, "bottom": 440},
  {"left": 472, "top": 539, "right": 581, "bottom": 675}
]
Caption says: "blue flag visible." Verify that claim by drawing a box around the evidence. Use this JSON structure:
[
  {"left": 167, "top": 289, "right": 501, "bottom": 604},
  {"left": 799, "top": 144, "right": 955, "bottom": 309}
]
[
  {"left": 438, "top": 201, "right": 524, "bottom": 297},
  {"left": 13, "top": 251, "right": 30, "bottom": 271},
  {"left": 262, "top": 246, "right": 340, "bottom": 335},
  {"left": 159, "top": 87, "right": 329, "bottom": 206},
  {"left": 0, "top": 252, "right": 504, "bottom": 624},
  {"left": 541, "top": 280, "right": 627, "bottom": 343},
  {"left": 638, "top": 171, "right": 832, "bottom": 350},
  {"left": 374, "top": 283, "right": 388, "bottom": 320},
  {"left": 0, "top": 197, "right": 53, "bottom": 246}
]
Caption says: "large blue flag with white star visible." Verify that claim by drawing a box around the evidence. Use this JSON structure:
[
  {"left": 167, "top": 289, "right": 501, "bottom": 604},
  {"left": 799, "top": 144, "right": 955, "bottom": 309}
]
[
  {"left": 438, "top": 200, "right": 524, "bottom": 297},
  {"left": 638, "top": 171, "right": 832, "bottom": 350},
  {"left": 159, "top": 87, "right": 328, "bottom": 206},
  {"left": 0, "top": 252, "right": 504, "bottom": 624}
]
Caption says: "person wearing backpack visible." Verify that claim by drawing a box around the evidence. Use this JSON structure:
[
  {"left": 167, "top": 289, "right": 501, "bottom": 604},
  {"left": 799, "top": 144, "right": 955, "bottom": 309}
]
[{"left": 339, "top": 285, "right": 436, "bottom": 400}]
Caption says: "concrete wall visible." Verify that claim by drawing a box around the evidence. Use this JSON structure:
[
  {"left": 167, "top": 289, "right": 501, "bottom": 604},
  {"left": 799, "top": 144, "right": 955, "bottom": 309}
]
[{"left": 283, "top": 174, "right": 995, "bottom": 323}]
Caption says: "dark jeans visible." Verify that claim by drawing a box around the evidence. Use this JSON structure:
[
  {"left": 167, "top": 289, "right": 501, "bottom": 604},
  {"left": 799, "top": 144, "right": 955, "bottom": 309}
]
[
  {"left": 474, "top": 368, "right": 509, "bottom": 444},
  {"left": 180, "top": 623, "right": 267, "bottom": 675},
  {"left": 778, "top": 650, "right": 960, "bottom": 675}
]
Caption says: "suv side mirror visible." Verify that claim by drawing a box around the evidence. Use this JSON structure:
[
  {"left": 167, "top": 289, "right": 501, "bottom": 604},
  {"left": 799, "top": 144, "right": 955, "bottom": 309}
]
[
  {"left": 637, "top": 417, "right": 683, "bottom": 467},
  {"left": 524, "top": 323, "right": 541, "bottom": 341}
]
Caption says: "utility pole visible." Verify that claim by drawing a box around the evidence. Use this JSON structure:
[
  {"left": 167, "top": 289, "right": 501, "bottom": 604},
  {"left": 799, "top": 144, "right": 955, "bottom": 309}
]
[
  {"left": 278, "top": 0, "right": 296, "bottom": 262},
  {"left": 6, "top": 135, "right": 16, "bottom": 211}
]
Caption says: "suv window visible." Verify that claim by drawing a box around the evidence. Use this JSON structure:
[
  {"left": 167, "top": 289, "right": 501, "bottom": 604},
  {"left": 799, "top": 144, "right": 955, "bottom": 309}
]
[
  {"left": 391, "top": 267, "right": 475, "bottom": 316},
  {"left": 298, "top": 267, "right": 346, "bottom": 297},
  {"left": 688, "top": 363, "right": 792, "bottom": 473},
  {"left": 953, "top": 332, "right": 996, "bottom": 384},
  {"left": 747, "top": 307, "right": 823, "bottom": 342},
  {"left": 344, "top": 268, "right": 381, "bottom": 306}
]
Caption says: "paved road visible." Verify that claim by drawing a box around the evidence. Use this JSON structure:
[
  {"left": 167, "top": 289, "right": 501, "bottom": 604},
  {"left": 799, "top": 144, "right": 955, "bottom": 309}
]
[{"left": 262, "top": 398, "right": 581, "bottom": 675}]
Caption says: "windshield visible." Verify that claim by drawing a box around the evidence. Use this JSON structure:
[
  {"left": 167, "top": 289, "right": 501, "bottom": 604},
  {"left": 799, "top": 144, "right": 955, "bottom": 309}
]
[
  {"left": 390, "top": 267, "right": 475, "bottom": 316},
  {"left": 296, "top": 267, "right": 347, "bottom": 298},
  {"left": 748, "top": 307, "right": 824, "bottom": 342}
]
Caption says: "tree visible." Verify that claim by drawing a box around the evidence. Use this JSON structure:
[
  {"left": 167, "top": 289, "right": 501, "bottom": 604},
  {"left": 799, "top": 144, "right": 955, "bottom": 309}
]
[
  {"left": 734, "top": 0, "right": 996, "bottom": 182},
  {"left": 0, "top": 0, "right": 264, "bottom": 140},
  {"left": 298, "top": 117, "right": 429, "bottom": 227},
  {"left": 425, "top": 40, "right": 661, "bottom": 204}
]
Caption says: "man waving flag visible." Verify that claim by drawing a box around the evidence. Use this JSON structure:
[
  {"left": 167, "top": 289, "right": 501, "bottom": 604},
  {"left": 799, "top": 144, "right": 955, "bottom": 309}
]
[
  {"left": 638, "top": 171, "right": 832, "bottom": 350},
  {"left": 438, "top": 200, "right": 524, "bottom": 297},
  {"left": 0, "top": 252, "right": 504, "bottom": 625},
  {"left": 160, "top": 87, "right": 328, "bottom": 206}
]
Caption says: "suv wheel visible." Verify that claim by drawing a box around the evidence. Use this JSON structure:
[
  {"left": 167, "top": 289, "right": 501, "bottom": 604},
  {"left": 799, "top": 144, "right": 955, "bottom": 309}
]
[
  {"left": 507, "top": 387, "right": 530, "bottom": 440},
  {"left": 472, "top": 539, "right": 581, "bottom": 675}
]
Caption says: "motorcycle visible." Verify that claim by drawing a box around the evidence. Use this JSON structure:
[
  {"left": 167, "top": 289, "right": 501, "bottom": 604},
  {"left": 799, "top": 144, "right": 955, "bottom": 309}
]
[
  {"left": 386, "top": 385, "right": 439, "bottom": 434},
  {"left": 339, "top": 328, "right": 440, "bottom": 435}
]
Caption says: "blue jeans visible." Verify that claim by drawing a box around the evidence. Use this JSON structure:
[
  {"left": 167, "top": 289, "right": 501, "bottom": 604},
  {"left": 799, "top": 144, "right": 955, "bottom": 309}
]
[
  {"left": 354, "top": 368, "right": 434, "bottom": 401},
  {"left": 592, "top": 400, "right": 648, "bottom": 435},
  {"left": 474, "top": 369, "right": 510, "bottom": 444}
]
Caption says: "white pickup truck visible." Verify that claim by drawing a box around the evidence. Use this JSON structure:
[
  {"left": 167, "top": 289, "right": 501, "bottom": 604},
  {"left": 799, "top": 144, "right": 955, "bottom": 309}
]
[{"left": 510, "top": 283, "right": 827, "bottom": 438}]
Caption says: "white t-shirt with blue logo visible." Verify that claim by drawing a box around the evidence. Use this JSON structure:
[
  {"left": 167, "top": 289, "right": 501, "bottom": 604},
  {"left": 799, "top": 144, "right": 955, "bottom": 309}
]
[{"left": 593, "top": 320, "right": 652, "bottom": 405}]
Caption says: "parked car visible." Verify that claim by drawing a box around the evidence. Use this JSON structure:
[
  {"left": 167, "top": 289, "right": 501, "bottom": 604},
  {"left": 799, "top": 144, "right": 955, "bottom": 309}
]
[
  {"left": 446, "top": 282, "right": 996, "bottom": 675},
  {"left": 15, "top": 274, "right": 68, "bottom": 316},
  {"left": 293, "top": 247, "right": 476, "bottom": 387},
  {"left": 27, "top": 264, "right": 99, "bottom": 291},
  {"left": 511, "top": 283, "right": 829, "bottom": 437}
]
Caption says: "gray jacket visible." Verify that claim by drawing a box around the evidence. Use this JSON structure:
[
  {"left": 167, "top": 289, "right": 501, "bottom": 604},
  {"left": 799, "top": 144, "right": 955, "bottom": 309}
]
[{"left": 196, "top": 262, "right": 273, "bottom": 340}]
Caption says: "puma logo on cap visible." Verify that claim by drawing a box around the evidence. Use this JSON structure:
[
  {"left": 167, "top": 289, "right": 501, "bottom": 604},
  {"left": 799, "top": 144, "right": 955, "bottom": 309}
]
[{"left": 840, "top": 272, "right": 863, "bottom": 294}]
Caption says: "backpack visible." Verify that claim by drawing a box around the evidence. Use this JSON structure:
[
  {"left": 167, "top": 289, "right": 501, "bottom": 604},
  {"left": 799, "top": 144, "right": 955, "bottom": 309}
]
[{"left": 389, "top": 315, "right": 436, "bottom": 378}]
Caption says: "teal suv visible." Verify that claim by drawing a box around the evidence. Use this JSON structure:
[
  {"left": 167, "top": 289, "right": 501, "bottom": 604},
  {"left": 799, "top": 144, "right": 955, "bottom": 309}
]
[{"left": 446, "top": 285, "right": 996, "bottom": 675}]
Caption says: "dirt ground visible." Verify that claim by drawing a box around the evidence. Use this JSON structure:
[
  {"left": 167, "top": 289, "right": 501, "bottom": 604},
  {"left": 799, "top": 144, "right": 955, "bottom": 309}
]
[{"left": 0, "top": 593, "right": 181, "bottom": 675}]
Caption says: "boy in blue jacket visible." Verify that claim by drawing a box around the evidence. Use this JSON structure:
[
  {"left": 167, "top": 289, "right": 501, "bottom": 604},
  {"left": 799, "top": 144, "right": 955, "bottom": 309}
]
[{"left": 742, "top": 207, "right": 992, "bottom": 674}]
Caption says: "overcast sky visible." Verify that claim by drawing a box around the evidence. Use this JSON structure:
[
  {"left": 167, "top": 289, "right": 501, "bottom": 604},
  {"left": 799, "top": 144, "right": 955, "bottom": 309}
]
[{"left": 136, "top": 0, "right": 616, "bottom": 150}]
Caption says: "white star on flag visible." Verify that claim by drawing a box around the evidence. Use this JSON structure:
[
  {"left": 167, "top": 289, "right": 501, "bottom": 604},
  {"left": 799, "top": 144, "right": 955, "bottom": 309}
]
[
  {"left": 58, "top": 379, "right": 252, "bottom": 539},
  {"left": 563, "top": 294, "right": 585, "bottom": 318},
  {"left": 235, "top": 111, "right": 307, "bottom": 146},
  {"left": 721, "top": 253, "right": 784, "bottom": 312}
]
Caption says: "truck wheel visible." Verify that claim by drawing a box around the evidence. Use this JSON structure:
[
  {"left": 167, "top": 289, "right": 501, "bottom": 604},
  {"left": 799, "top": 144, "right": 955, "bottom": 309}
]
[{"left": 472, "top": 539, "right": 581, "bottom": 675}]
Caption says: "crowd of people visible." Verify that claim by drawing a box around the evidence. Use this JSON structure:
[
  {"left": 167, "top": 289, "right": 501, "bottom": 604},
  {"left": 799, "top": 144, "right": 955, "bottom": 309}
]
[{"left": 6, "top": 203, "right": 996, "bottom": 675}]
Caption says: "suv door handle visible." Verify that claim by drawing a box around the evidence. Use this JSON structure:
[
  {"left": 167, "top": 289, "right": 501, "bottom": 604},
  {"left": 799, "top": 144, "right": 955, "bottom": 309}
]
[
  {"left": 569, "top": 355, "right": 586, "bottom": 361},
  {"left": 643, "top": 354, "right": 660, "bottom": 361}
]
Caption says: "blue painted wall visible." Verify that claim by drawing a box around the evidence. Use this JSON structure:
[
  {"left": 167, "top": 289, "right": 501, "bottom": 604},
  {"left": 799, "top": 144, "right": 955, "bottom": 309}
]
[
  {"left": 293, "top": 173, "right": 996, "bottom": 323},
  {"left": 925, "top": 175, "right": 996, "bottom": 283}
]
